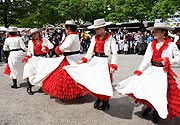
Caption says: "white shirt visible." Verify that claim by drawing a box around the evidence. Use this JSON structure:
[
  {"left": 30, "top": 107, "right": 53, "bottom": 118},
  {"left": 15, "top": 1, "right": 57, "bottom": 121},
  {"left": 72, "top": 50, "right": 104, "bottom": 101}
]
[{"left": 3, "top": 36, "right": 27, "bottom": 51}]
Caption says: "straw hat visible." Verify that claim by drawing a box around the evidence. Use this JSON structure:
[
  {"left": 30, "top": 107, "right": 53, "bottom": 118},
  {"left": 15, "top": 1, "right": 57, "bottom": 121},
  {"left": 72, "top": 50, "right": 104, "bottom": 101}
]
[
  {"left": 65, "top": 20, "right": 76, "bottom": 26},
  {"left": 87, "top": 18, "right": 112, "bottom": 29},
  {"left": 7, "top": 27, "right": 18, "bottom": 32},
  {"left": 30, "top": 28, "right": 39, "bottom": 34},
  {"left": 147, "top": 22, "right": 174, "bottom": 31}
]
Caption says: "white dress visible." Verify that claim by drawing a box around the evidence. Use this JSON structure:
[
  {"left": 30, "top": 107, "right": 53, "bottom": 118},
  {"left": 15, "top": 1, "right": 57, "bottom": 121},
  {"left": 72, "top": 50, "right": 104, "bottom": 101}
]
[
  {"left": 115, "top": 40, "right": 180, "bottom": 119},
  {"left": 3, "top": 36, "right": 27, "bottom": 79},
  {"left": 32, "top": 34, "right": 82, "bottom": 85},
  {"left": 64, "top": 34, "right": 118, "bottom": 97},
  {"left": 23, "top": 38, "right": 54, "bottom": 85}
]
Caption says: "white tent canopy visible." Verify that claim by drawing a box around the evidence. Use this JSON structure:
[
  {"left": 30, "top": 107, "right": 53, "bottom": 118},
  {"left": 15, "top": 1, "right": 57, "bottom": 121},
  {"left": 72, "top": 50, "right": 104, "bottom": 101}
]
[{"left": 0, "top": 26, "right": 7, "bottom": 31}]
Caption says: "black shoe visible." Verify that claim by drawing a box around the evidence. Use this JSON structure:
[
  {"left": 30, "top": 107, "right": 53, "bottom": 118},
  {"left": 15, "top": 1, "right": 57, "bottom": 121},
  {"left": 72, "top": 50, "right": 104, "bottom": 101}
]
[
  {"left": 97, "top": 101, "right": 110, "bottom": 110},
  {"left": 11, "top": 79, "right": 18, "bottom": 89},
  {"left": 11, "top": 85, "right": 18, "bottom": 88},
  {"left": 152, "top": 111, "right": 160, "bottom": 124},
  {"left": 141, "top": 107, "right": 152, "bottom": 117},
  {"left": 27, "top": 88, "right": 33, "bottom": 95},
  {"left": 94, "top": 99, "right": 101, "bottom": 109},
  {"left": 27, "top": 81, "right": 33, "bottom": 95},
  {"left": 38, "top": 87, "right": 43, "bottom": 93}
]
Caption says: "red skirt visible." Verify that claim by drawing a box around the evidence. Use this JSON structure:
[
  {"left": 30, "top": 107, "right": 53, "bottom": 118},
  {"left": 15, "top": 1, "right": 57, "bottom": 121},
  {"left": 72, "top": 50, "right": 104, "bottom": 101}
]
[
  {"left": 42, "top": 57, "right": 88, "bottom": 99},
  {"left": 128, "top": 72, "right": 180, "bottom": 119},
  {"left": 4, "top": 63, "right": 10, "bottom": 75}
]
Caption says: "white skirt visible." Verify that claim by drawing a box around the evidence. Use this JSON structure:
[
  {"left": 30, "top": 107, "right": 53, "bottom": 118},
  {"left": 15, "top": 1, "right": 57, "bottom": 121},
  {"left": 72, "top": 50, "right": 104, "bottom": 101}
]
[
  {"left": 33, "top": 54, "right": 83, "bottom": 86},
  {"left": 23, "top": 56, "right": 45, "bottom": 85},
  {"left": 115, "top": 66, "right": 168, "bottom": 119},
  {"left": 8, "top": 51, "right": 26, "bottom": 79},
  {"left": 64, "top": 56, "right": 113, "bottom": 96}
]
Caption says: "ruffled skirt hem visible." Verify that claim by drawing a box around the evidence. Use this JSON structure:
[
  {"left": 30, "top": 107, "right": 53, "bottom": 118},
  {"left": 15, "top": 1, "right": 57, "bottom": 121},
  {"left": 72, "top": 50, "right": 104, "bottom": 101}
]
[
  {"left": 127, "top": 73, "right": 180, "bottom": 119},
  {"left": 42, "top": 58, "right": 87, "bottom": 99}
]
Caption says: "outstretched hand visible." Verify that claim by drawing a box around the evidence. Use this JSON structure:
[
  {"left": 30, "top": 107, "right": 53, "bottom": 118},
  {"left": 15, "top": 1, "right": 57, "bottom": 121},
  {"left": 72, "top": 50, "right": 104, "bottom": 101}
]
[
  {"left": 134, "top": 70, "right": 142, "bottom": 76},
  {"left": 22, "top": 55, "right": 32, "bottom": 63},
  {"left": 41, "top": 46, "right": 49, "bottom": 53}
]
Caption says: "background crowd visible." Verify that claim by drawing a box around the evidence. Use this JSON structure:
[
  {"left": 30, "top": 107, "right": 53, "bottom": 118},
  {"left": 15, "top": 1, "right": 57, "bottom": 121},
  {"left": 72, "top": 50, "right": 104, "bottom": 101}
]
[{"left": 0, "top": 26, "right": 180, "bottom": 63}]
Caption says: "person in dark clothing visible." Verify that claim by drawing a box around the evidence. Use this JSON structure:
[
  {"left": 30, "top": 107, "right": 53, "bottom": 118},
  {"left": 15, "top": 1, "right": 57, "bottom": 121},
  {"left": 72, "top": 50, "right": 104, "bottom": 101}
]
[
  {"left": 49, "top": 33, "right": 60, "bottom": 57},
  {"left": 138, "top": 41, "right": 148, "bottom": 55},
  {"left": 174, "top": 27, "right": 180, "bottom": 50},
  {"left": 0, "top": 32, "right": 5, "bottom": 62}
]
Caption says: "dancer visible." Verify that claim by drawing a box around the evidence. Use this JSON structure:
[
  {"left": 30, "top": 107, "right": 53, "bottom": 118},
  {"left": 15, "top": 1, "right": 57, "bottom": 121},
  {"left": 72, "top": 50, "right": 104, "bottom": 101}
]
[
  {"left": 23, "top": 28, "right": 54, "bottom": 95},
  {"left": 64, "top": 18, "right": 118, "bottom": 110},
  {"left": 3, "top": 27, "right": 27, "bottom": 88},
  {"left": 115, "top": 22, "right": 180, "bottom": 123},
  {"left": 33, "top": 20, "right": 87, "bottom": 99}
]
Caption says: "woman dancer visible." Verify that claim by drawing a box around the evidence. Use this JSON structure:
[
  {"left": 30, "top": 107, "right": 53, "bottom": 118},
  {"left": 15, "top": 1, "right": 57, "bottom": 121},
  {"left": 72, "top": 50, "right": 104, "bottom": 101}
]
[
  {"left": 115, "top": 22, "right": 180, "bottom": 123},
  {"left": 33, "top": 20, "right": 87, "bottom": 99},
  {"left": 64, "top": 18, "right": 118, "bottom": 110},
  {"left": 23, "top": 28, "right": 54, "bottom": 95},
  {"left": 3, "top": 27, "right": 27, "bottom": 88}
]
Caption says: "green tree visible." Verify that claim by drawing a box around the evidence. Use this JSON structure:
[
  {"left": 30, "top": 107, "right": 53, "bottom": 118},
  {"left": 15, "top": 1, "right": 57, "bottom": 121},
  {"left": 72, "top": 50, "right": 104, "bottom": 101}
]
[
  {"left": 150, "top": 0, "right": 178, "bottom": 20},
  {"left": 0, "top": 0, "right": 31, "bottom": 28},
  {"left": 1, "top": 0, "right": 180, "bottom": 28},
  {"left": 106, "top": 0, "right": 156, "bottom": 22},
  {"left": 18, "top": 0, "right": 60, "bottom": 28},
  {"left": 57, "top": 0, "right": 109, "bottom": 24}
]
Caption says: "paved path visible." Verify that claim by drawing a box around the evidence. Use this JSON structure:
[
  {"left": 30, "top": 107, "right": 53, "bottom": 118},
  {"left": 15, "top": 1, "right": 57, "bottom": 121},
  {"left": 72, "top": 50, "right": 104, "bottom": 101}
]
[{"left": 0, "top": 54, "right": 180, "bottom": 125}]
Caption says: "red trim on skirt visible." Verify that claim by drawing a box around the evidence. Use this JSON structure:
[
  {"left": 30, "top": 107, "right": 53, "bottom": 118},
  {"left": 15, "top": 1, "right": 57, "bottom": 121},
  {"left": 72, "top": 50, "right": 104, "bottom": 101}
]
[
  {"left": 4, "top": 63, "right": 10, "bottom": 75},
  {"left": 42, "top": 57, "right": 88, "bottom": 99},
  {"left": 127, "top": 72, "right": 180, "bottom": 119},
  {"left": 77, "top": 73, "right": 113, "bottom": 101}
]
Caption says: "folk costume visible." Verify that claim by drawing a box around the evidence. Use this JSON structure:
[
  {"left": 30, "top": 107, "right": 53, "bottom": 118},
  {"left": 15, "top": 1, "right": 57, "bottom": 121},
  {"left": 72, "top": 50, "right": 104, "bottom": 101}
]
[
  {"left": 33, "top": 20, "right": 87, "bottom": 99},
  {"left": 64, "top": 19, "right": 118, "bottom": 110},
  {"left": 23, "top": 28, "right": 54, "bottom": 95},
  {"left": 3, "top": 27, "right": 27, "bottom": 88},
  {"left": 115, "top": 23, "right": 180, "bottom": 123}
]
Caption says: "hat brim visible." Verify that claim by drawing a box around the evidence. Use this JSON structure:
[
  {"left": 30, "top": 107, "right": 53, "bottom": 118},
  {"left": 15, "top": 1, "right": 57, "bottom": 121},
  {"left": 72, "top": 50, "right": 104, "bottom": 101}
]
[
  {"left": 7, "top": 30, "right": 18, "bottom": 32},
  {"left": 87, "top": 22, "right": 112, "bottom": 29},
  {"left": 146, "top": 27, "right": 174, "bottom": 31},
  {"left": 65, "top": 24, "right": 77, "bottom": 26},
  {"left": 31, "top": 30, "right": 39, "bottom": 34}
]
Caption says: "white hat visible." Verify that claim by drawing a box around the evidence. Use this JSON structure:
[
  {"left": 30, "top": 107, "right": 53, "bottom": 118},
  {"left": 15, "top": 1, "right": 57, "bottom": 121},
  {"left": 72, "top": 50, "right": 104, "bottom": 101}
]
[
  {"left": 7, "top": 27, "right": 18, "bottom": 32},
  {"left": 30, "top": 28, "right": 39, "bottom": 34},
  {"left": 88, "top": 18, "right": 112, "bottom": 29},
  {"left": 147, "top": 22, "right": 174, "bottom": 31},
  {"left": 65, "top": 20, "right": 76, "bottom": 26}
]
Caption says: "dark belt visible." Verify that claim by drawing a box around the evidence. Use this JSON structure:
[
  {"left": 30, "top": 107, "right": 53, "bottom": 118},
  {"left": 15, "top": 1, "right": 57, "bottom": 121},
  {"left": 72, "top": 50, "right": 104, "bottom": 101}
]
[
  {"left": 63, "top": 51, "right": 80, "bottom": 56},
  {"left": 151, "top": 61, "right": 164, "bottom": 67},
  {"left": 34, "top": 53, "right": 47, "bottom": 57},
  {"left": 10, "top": 48, "right": 24, "bottom": 52},
  {"left": 94, "top": 52, "right": 108, "bottom": 57}
]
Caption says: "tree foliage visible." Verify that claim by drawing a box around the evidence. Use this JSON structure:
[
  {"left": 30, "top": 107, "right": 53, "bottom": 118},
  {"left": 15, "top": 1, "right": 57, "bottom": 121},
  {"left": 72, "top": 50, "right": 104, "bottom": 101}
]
[
  {"left": 0, "top": 0, "right": 31, "bottom": 27},
  {"left": 0, "top": 0, "right": 179, "bottom": 28},
  {"left": 150, "top": 0, "right": 178, "bottom": 20}
]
